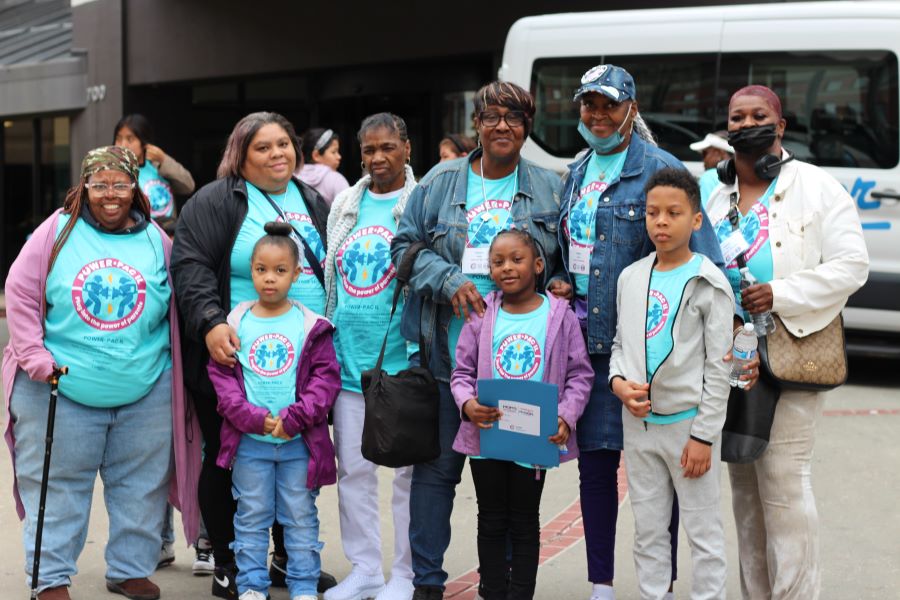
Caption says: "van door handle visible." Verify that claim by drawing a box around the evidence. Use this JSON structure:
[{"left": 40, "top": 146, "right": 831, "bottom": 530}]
[{"left": 870, "top": 190, "right": 900, "bottom": 203}]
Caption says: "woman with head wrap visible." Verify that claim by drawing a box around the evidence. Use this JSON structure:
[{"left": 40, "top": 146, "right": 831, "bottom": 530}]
[{"left": 1, "top": 146, "right": 200, "bottom": 600}]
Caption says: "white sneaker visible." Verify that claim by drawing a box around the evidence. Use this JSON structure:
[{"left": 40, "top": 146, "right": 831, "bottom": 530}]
[
  {"left": 192, "top": 539, "right": 215, "bottom": 576},
  {"left": 323, "top": 570, "right": 386, "bottom": 600},
  {"left": 292, "top": 596, "right": 318, "bottom": 600},
  {"left": 156, "top": 542, "right": 175, "bottom": 569},
  {"left": 664, "top": 593, "right": 674, "bottom": 600},
  {"left": 375, "top": 577, "right": 414, "bottom": 600},
  {"left": 590, "top": 583, "right": 615, "bottom": 600},
  {"left": 239, "top": 591, "right": 268, "bottom": 600}
]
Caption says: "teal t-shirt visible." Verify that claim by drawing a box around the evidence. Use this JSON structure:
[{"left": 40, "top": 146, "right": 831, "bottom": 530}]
[
  {"left": 646, "top": 254, "right": 701, "bottom": 382},
  {"left": 139, "top": 161, "right": 175, "bottom": 219},
  {"left": 44, "top": 214, "right": 172, "bottom": 407},
  {"left": 236, "top": 305, "right": 305, "bottom": 444},
  {"left": 448, "top": 166, "right": 518, "bottom": 368},
  {"left": 230, "top": 181, "right": 326, "bottom": 314},
  {"left": 332, "top": 188, "right": 408, "bottom": 393},
  {"left": 491, "top": 295, "right": 550, "bottom": 381},
  {"left": 565, "top": 150, "right": 628, "bottom": 297},
  {"left": 713, "top": 178, "right": 777, "bottom": 318},
  {"left": 698, "top": 168, "right": 721, "bottom": 206}
]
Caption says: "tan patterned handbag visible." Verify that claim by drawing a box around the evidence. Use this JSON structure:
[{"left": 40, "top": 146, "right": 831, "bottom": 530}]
[{"left": 759, "top": 314, "right": 847, "bottom": 391}]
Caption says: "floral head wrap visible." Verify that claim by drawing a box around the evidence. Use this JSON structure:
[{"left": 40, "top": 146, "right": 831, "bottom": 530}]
[{"left": 80, "top": 145, "right": 140, "bottom": 181}]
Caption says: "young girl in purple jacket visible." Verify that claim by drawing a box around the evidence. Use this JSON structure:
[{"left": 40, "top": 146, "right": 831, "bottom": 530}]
[
  {"left": 450, "top": 229, "right": 594, "bottom": 600},
  {"left": 207, "top": 222, "right": 340, "bottom": 600}
]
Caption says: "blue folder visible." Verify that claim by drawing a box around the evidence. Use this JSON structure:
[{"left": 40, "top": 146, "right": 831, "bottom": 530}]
[{"left": 477, "top": 379, "right": 560, "bottom": 468}]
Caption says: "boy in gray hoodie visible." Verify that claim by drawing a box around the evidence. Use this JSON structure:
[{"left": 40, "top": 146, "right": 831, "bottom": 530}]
[{"left": 609, "top": 168, "right": 734, "bottom": 600}]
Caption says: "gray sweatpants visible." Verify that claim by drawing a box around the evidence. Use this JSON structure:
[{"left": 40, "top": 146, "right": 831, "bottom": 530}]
[{"left": 623, "top": 410, "right": 727, "bottom": 600}]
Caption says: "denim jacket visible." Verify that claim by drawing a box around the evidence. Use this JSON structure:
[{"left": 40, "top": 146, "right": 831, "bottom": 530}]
[
  {"left": 392, "top": 149, "right": 563, "bottom": 381},
  {"left": 558, "top": 135, "right": 725, "bottom": 355}
]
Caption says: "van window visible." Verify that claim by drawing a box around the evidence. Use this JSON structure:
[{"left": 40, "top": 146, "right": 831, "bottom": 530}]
[
  {"left": 530, "top": 54, "right": 719, "bottom": 161},
  {"left": 719, "top": 51, "right": 898, "bottom": 169}
]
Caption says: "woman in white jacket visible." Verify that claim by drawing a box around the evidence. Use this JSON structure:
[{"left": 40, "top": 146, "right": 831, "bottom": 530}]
[
  {"left": 705, "top": 85, "right": 868, "bottom": 600},
  {"left": 323, "top": 113, "right": 418, "bottom": 600}
]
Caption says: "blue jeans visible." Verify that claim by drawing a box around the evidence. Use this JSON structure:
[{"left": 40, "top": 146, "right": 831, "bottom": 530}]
[
  {"left": 576, "top": 354, "right": 623, "bottom": 451},
  {"left": 10, "top": 368, "right": 173, "bottom": 591},
  {"left": 409, "top": 381, "right": 466, "bottom": 589},
  {"left": 231, "top": 435, "right": 321, "bottom": 597}
]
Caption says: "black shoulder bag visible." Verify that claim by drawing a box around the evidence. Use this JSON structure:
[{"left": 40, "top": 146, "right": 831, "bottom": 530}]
[
  {"left": 261, "top": 190, "right": 326, "bottom": 288},
  {"left": 721, "top": 192, "right": 782, "bottom": 464},
  {"left": 360, "top": 241, "right": 440, "bottom": 468}
]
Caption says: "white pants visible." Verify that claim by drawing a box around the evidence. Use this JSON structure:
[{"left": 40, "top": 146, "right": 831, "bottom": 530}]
[
  {"left": 623, "top": 412, "right": 727, "bottom": 600},
  {"left": 333, "top": 389, "right": 413, "bottom": 581},
  {"left": 728, "top": 390, "right": 824, "bottom": 600}
]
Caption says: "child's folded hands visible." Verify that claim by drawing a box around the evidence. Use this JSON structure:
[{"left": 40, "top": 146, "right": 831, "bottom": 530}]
[
  {"left": 263, "top": 414, "right": 278, "bottom": 434},
  {"left": 611, "top": 378, "right": 651, "bottom": 418}
]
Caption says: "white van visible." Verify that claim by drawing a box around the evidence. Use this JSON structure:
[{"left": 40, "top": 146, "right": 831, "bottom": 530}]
[{"left": 500, "top": 1, "right": 900, "bottom": 357}]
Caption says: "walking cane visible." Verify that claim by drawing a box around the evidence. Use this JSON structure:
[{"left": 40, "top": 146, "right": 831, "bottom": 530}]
[{"left": 30, "top": 366, "right": 67, "bottom": 600}]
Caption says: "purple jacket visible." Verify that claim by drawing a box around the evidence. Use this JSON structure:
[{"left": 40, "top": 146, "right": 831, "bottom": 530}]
[
  {"left": 1, "top": 209, "right": 202, "bottom": 542},
  {"left": 207, "top": 300, "right": 340, "bottom": 489},
  {"left": 450, "top": 292, "right": 594, "bottom": 461}
]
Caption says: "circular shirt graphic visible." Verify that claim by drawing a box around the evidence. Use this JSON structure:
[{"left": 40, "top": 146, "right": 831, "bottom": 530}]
[
  {"left": 646, "top": 289, "right": 670, "bottom": 339},
  {"left": 71, "top": 259, "right": 147, "bottom": 331},
  {"left": 495, "top": 333, "right": 542, "bottom": 380},
  {"left": 336, "top": 225, "right": 396, "bottom": 298},
  {"left": 142, "top": 178, "right": 174, "bottom": 218},
  {"left": 282, "top": 212, "right": 326, "bottom": 275},
  {"left": 248, "top": 333, "right": 296, "bottom": 377},
  {"left": 565, "top": 182, "right": 609, "bottom": 248},
  {"left": 466, "top": 200, "right": 512, "bottom": 247},
  {"left": 716, "top": 203, "right": 770, "bottom": 268}
]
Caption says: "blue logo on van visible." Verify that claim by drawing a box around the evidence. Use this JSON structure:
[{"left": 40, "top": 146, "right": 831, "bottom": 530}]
[{"left": 846, "top": 177, "right": 892, "bottom": 231}]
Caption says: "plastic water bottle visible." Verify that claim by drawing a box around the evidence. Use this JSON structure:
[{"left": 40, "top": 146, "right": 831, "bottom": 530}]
[
  {"left": 730, "top": 323, "right": 758, "bottom": 388},
  {"left": 739, "top": 266, "right": 775, "bottom": 336}
]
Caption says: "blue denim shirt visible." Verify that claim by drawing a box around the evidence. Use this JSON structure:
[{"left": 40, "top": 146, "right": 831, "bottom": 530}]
[
  {"left": 392, "top": 149, "right": 563, "bottom": 382},
  {"left": 559, "top": 135, "right": 725, "bottom": 356}
]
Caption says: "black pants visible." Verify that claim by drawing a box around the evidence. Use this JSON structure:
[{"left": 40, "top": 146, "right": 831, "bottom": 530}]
[{"left": 470, "top": 459, "right": 546, "bottom": 600}]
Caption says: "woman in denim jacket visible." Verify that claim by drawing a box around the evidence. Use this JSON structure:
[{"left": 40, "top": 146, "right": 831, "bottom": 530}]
[
  {"left": 550, "top": 65, "right": 725, "bottom": 600},
  {"left": 391, "top": 81, "right": 564, "bottom": 600}
]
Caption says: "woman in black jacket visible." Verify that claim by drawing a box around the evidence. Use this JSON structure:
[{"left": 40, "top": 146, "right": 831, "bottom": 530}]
[{"left": 171, "top": 111, "right": 333, "bottom": 599}]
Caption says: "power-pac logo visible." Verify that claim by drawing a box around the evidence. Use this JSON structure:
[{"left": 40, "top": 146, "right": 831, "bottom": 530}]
[
  {"left": 248, "top": 333, "right": 295, "bottom": 377},
  {"left": 646, "top": 289, "right": 669, "bottom": 339},
  {"left": 282, "top": 212, "right": 325, "bottom": 276},
  {"left": 716, "top": 203, "right": 769, "bottom": 268},
  {"left": 565, "top": 181, "right": 609, "bottom": 248},
  {"left": 466, "top": 200, "right": 512, "bottom": 247},
  {"left": 71, "top": 259, "right": 146, "bottom": 331},
  {"left": 495, "top": 333, "right": 542, "bottom": 380},
  {"left": 336, "top": 225, "right": 396, "bottom": 298},
  {"left": 142, "top": 178, "right": 174, "bottom": 218}
]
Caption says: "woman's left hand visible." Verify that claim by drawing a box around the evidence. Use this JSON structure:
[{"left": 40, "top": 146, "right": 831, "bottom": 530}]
[
  {"left": 741, "top": 283, "right": 773, "bottom": 315},
  {"left": 547, "top": 279, "right": 573, "bottom": 301},
  {"left": 144, "top": 144, "right": 167, "bottom": 165},
  {"left": 548, "top": 418, "right": 570, "bottom": 446}
]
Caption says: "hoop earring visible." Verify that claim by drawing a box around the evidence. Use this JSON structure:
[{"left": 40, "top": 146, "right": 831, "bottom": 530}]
[
  {"left": 360, "top": 161, "right": 366, "bottom": 171},
  {"left": 405, "top": 156, "right": 411, "bottom": 165}
]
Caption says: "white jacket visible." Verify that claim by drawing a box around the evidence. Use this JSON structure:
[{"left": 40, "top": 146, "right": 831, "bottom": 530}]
[
  {"left": 323, "top": 164, "right": 417, "bottom": 318},
  {"left": 705, "top": 154, "right": 869, "bottom": 337}
]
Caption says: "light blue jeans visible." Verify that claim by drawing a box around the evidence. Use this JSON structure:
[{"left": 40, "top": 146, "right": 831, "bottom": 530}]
[
  {"left": 10, "top": 368, "right": 173, "bottom": 592},
  {"left": 231, "top": 435, "right": 321, "bottom": 597}
]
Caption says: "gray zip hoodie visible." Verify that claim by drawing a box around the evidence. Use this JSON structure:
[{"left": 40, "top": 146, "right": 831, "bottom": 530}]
[{"left": 608, "top": 252, "right": 735, "bottom": 443}]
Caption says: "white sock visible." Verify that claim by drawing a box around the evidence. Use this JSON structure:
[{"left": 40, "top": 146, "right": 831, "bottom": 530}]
[{"left": 591, "top": 584, "right": 615, "bottom": 600}]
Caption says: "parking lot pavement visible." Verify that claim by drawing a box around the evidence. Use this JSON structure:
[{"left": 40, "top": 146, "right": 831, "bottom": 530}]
[{"left": 0, "top": 312, "right": 897, "bottom": 600}]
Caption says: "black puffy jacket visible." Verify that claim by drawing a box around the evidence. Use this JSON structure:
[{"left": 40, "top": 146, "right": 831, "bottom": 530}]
[{"left": 171, "top": 176, "right": 329, "bottom": 399}]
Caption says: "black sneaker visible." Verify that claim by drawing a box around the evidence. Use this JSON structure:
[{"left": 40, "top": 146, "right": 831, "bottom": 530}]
[
  {"left": 412, "top": 585, "right": 443, "bottom": 600},
  {"left": 269, "top": 554, "right": 336, "bottom": 593},
  {"left": 318, "top": 569, "right": 338, "bottom": 593},
  {"left": 212, "top": 563, "right": 238, "bottom": 600}
]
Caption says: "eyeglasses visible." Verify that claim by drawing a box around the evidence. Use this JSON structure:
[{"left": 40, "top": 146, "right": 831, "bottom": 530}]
[
  {"left": 478, "top": 111, "right": 527, "bottom": 128},
  {"left": 85, "top": 182, "right": 135, "bottom": 197}
]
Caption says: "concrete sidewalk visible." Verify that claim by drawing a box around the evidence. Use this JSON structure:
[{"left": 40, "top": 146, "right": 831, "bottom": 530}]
[{"left": 0, "top": 355, "right": 898, "bottom": 598}]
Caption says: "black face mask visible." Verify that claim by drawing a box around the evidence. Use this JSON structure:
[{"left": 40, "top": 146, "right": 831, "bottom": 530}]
[{"left": 728, "top": 124, "right": 778, "bottom": 154}]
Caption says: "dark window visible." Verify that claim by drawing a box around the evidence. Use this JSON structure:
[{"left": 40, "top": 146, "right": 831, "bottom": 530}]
[{"left": 719, "top": 50, "right": 899, "bottom": 169}]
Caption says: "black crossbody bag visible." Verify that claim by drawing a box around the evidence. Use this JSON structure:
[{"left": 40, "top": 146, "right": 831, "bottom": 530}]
[{"left": 360, "top": 241, "right": 440, "bottom": 468}]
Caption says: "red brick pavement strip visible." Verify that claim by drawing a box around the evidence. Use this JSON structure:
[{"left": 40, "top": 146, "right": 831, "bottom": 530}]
[{"left": 445, "top": 460, "right": 629, "bottom": 599}]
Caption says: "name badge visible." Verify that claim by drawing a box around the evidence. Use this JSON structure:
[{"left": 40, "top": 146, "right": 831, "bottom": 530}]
[
  {"left": 462, "top": 246, "right": 490, "bottom": 274},
  {"left": 720, "top": 230, "right": 751, "bottom": 265},
  {"left": 568, "top": 242, "right": 592, "bottom": 275}
]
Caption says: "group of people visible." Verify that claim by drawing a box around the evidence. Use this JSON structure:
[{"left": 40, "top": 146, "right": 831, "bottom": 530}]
[{"left": 2, "top": 62, "right": 868, "bottom": 600}]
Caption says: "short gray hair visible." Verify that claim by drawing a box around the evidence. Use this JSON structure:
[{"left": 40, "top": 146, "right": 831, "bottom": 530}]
[{"left": 357, "top": 112, "right": 408, "bottom": 145}]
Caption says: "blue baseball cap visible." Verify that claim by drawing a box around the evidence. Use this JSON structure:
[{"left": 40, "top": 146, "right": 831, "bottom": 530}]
[{"left": 573, "top": 64, "right": 636, "bottom": 103}]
